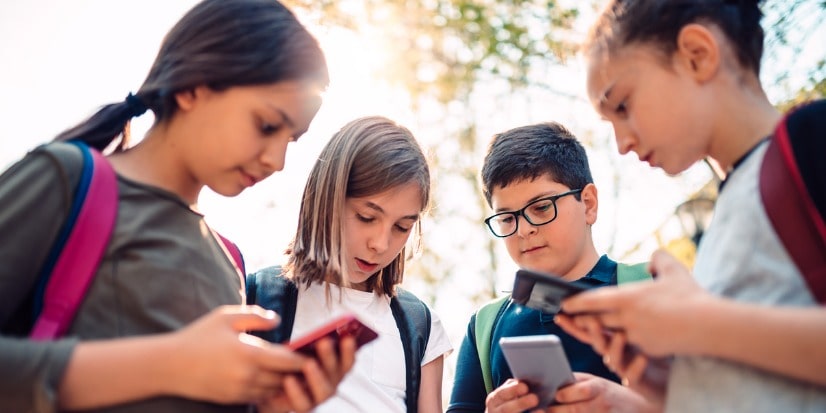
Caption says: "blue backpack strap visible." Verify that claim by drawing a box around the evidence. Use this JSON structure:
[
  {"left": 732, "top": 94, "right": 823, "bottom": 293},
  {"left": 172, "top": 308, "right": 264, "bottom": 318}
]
[
  {"left": 390, "top": 288, "right": 431, "bottom": 413},
  {"left": 760, "top": 100, "right": 826, "bottom": 304},
  {"left": 246, "top": 266, "right": 298, "bottom": 343}
]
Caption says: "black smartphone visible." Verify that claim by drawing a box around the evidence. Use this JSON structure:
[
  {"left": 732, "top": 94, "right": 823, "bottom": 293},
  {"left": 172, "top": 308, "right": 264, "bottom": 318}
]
[{"left": 511, "top": 269, "right": 592, "bottom": 314}]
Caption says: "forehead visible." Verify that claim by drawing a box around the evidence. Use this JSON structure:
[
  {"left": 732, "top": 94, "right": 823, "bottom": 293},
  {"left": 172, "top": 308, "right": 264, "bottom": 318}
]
[
  {"left": 490, "top": 175, "right": 568, "bottom": 210},
  {"left": 348, "top": 182, "right": 424, "bottom": 216}
]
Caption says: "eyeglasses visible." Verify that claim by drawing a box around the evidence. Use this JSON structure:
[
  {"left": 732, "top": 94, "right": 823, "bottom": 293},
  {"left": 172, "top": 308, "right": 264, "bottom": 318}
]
[{"left": 484, "top": 189, "right": 583, "bottom": 238}]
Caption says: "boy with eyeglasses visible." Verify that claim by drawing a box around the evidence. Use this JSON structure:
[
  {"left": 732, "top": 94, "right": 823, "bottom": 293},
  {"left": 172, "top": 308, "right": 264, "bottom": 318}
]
[{"left": 447, "top": 122, "right": 655, "bottom": 413}]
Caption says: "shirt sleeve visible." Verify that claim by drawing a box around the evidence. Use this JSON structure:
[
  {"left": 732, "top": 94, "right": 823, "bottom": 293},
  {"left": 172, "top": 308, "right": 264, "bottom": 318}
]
[
  {"left": 446, "top": 313, "right": 487, "bottom": 413},
  {"left": 421, "top": 304, "right": 452, "bottom": 365},
  {"left": 0, "top": 145, "right": 82, "bottom": 412}
]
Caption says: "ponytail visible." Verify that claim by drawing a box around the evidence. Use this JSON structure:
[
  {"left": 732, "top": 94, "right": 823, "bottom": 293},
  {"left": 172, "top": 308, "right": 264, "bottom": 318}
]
[{"left": 54, "top": 93, "right": 149, "bottom": 152}]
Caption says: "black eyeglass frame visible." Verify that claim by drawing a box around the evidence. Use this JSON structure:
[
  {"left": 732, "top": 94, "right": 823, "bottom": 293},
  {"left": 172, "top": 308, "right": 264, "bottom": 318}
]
[{"left": 484, "top": 188, "right": 583, "bottom": 238}]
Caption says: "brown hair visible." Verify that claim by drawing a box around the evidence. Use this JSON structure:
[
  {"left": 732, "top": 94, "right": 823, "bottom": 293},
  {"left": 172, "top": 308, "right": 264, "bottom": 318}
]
[
  {"left": 55, "top": 0, "right": 328, "bottom": 151},
  {"left": 586, "top": 0, "right": 765, "bottom": 75},
  {"left": 285, "top": 116, "right": 430, "bottom": 296}
]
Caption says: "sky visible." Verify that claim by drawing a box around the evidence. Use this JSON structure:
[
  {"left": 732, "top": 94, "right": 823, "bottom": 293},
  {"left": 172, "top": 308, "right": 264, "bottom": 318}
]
[{"left": 2, "top": 0, "right": 819, "bottom": 401}]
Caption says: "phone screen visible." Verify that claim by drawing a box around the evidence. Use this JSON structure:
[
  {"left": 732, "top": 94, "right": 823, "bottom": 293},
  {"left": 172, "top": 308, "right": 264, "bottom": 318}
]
[{"left": 499, "top": 334, "right": 575, "bottom": 407}]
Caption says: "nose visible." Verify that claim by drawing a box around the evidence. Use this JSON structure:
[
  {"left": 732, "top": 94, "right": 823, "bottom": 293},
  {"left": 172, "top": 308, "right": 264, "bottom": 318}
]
[
  {"left": 514, "top": 214, "right": 537, "bottom": 238},
  {"left": 612, "top": 122, "right": 635, "bottom": 155},
  {"left": 368, "top": 225, "right": 391, "bottom": 254},
  {"left": 260, "top": 132, "right": 292, "bottom": 173}
]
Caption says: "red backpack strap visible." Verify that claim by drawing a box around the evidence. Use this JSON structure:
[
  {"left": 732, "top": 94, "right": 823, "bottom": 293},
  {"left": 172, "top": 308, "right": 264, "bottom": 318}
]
[
  {"left": 760, "top": 102, "right": 826, "bottom": 305},
  {"left": 31, "top": 143, "right": 118, "bottom": 340}
]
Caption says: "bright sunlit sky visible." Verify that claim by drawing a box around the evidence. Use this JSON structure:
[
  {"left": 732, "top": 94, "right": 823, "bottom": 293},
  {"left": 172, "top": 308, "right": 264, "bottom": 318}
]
[{"left": 1, "top": 0, "right": 820, "bottom": 399}]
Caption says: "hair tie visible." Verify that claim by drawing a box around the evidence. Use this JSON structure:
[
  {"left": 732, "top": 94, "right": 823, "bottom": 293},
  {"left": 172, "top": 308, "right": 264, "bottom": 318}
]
[{"left": 125, "top": 93, "right": 148, "bottom": 118}]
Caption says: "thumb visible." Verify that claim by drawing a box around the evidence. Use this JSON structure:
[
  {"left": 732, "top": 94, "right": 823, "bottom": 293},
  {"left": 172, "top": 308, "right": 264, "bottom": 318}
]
[
  {"left": 217, "top": 305, "right": 281, "bottom": 332},
  {"left": 648, "top": 249, "right": 687, "bottom": 279}
]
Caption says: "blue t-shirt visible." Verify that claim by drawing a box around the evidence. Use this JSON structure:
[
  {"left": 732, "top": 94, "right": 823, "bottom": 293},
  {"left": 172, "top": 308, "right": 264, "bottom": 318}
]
[{"left": 447, "top": 255, "right": 620, "bottom": 412}]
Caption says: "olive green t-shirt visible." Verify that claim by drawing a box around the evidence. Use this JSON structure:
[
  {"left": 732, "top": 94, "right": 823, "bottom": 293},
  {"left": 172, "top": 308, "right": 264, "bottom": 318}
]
[{"left": 0, "top": 143, "right": 247, "bottom": 413}]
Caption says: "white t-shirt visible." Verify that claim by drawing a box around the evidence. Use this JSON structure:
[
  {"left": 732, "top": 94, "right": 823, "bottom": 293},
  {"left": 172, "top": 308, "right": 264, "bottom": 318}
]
[
  {"left": 292, "top": 283, "right": 452, "bottom": 413},
  {"left": 666, "top": 141, "right": 826, "bottom": 413}
]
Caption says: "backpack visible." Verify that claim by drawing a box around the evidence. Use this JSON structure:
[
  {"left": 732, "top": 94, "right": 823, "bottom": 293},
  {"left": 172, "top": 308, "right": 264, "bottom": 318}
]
[
  {"left": 29, "top": 141, "right": 245, "bottom": 340},
  {"left": 759, "top": 99, "right": 826, "bottom": 304},
  {"left": 473, "top": 262, "right": 651, "bottom": 393},
  {"left": 246, "top": 266, "right": 431, "bottom": 413}
]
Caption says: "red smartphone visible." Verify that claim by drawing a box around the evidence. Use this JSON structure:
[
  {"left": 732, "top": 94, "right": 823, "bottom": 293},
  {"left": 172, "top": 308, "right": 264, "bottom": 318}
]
[{"left": 287, "top": 314, "right": 378, "bottom": 356}]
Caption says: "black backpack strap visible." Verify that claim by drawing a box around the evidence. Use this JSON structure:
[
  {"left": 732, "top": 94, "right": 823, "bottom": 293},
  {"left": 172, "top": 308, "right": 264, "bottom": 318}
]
[
  {"left": 390, "top": 288, "right": 431, "bottom": 413},
  {"left": 245, "top": 266, "right": 298, "bottom": 343}
]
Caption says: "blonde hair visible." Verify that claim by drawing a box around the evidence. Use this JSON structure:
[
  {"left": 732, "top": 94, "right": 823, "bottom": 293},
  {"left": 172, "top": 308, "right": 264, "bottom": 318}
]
[{"left": 285, "top": 116, "right": 430, "bottom": 296}]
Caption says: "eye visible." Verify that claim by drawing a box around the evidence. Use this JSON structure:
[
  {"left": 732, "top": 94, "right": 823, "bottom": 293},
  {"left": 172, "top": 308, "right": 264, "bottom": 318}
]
[
  {"left": 615, "top": 101, "right": 627, "bottom": 116},
  {"left": 394, "top": 224, "right": 412, "bottom": 233},
  {"left": 531, "top": 200, "right": 554, "bottom": 213},
  {"left": 356, "top": 214, "right": 374, "bottom": 223},
  {"left": 498, "top": 215, "right": 515, "bottom": 225},
  {"left": 260, "top": 122, "right": 283, "bottom": 136}
]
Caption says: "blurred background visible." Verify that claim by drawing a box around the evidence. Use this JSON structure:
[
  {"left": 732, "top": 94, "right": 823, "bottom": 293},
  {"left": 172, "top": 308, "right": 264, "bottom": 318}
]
[{"left": 2, "top": 0, "right": 823, "bottom": 400}]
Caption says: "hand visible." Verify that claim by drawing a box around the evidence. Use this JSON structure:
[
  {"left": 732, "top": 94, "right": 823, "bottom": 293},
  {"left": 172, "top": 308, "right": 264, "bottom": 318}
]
[
  {"left": 257, "top": 336, "right": 357, "bottom": 412},
  {"left": 166, "top": 305, "right": 307, "bottom": 404},
  {"left": 549, "top": 372, "right": 660, "bottom": 413},
  {"left": 485, "top": 379, "right": 542, "bottom": 413},
  {"left": 600, "top": 333, "right": 670, "bottom": 408},
  {"left": 559, "top": 250, "right": 711, "bottom": 357}
]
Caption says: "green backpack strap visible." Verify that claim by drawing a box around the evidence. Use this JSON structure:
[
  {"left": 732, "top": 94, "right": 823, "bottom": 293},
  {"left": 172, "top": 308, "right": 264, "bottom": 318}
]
[
  {"left": 617, "top": 262, "right": 652, "bottom": 284},
  {"left": 474, "top": 295, "right": 510, "bottom": 394}
]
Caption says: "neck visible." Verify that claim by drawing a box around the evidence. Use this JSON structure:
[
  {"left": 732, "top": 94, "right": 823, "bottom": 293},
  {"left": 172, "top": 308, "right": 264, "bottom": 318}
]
[
  {"left": 561, "top": 241, "right": 601, "bottom": 282},
  {"left": 107, "top": 128, "right": 201, "bottom": 206},
  {"left": 708, "top": 77, "right": 781, "bottom": 171}
]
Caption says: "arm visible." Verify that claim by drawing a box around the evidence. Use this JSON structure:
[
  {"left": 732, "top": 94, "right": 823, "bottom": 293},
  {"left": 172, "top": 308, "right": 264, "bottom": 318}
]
[
  {"left": 418, "top": 355, "right": 445, "bottom": 413},
  {"left": 447, "top": 315, "right": 489, "bottom": 412},
  {"left": 59, "top": 306, "right": 308, "bottom": 409},
  {"left": 561, "top": 250, "right": 826, "bottom": 387}
]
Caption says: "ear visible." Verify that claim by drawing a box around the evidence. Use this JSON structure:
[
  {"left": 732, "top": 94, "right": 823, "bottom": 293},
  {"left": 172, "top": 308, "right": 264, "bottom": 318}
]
[
  {"left": 581, "top": 183, "right": 598, "bottom": 225},
  {"left": 675, "top": 23, "right": 720, "bottom": 83},
  {"left": 174, "top": 86, "right": 210, "bottom": 112}
]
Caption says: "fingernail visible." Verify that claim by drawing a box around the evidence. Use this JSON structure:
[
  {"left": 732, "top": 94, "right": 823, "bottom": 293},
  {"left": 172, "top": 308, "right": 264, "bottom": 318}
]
[{"left": 264, "top": 310, "right": 278, "bottom": 320}]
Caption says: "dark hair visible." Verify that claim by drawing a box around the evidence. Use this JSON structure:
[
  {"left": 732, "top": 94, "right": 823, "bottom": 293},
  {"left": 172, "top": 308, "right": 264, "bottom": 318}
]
[
  {"left": 586, "top": 0, "right": 765, "bottom": 75},
  {"left": 481, "top": 122, "right": 593, "bottom": 206},
  {"left": 286, "top": 116, "right": 430, "bottom": 296},
  {"left": 55, "top": 0, "right": 328, "bottom": 151}
]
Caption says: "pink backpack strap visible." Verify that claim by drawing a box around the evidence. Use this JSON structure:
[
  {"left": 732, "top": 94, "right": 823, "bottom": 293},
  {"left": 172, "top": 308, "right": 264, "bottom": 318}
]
[
  {"left": 216, "top": 233, "right": 246, "bottom": 274},
  {"left": 31, "top": 144, "right": 118, "bottom": 340},
  {"left": 760, "top": 107, "right": 826, "bottom": 305}
]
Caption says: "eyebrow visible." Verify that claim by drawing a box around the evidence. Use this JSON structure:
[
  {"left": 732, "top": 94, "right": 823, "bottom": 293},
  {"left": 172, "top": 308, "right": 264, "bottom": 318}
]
[
  {"left": 365, "top": 201, "right": 420, "bottom": 221},
  {"left": 493, "top": 191, "right": 563, "bottom": 213},
  {"left": 598, "top": 84, "right": 614, "bottom": 112}
]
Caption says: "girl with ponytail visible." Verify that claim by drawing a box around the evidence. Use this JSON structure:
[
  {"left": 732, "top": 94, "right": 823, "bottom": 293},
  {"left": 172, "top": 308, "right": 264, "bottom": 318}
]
[{"left": 0, "top": 1, "right": 354, "bottom": 412}]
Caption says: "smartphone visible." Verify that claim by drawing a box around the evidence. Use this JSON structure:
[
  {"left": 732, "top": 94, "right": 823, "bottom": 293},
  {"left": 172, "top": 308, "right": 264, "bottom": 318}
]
[
  {"left": 499, "top": 334, "right": 575, "bottom": 408},
  {"left": 511, "top": 269, "right": 591, "bottom": 314},
  {"left": 287, "top": 314, "right": 378, "bottom": 357}
]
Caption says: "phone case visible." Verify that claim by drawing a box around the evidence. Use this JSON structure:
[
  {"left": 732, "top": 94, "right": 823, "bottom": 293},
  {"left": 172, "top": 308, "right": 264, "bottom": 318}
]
[
  {"left": 288, "top": 314, "right": 378, "bottom": 356},
  {"left": 511, "top": 269, "right": 591, "bottom": 314},
  {"left": 499, "top": 334, "right": 575, "bottom": 407}
]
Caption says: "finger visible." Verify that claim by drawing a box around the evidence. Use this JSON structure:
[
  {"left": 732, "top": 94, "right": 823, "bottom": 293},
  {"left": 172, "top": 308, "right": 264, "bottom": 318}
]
[
  {"left": 649, "top": 249, "right": 688, "bottom": 278},
  {"left": 302, "top": 359, "right": 336, "bottom": 405},
  {"left": 312, "top": 337, "right": 340, "bottom": 380},
  {"left": 216, "top": 305, "right": 281, "bottom": 332},
  {"left": 622, "top": 352, "right": 649, "bottom": 388},
  {"left": 253, "top": 343, "right": 307, "bottom": 372},
  {"left": 553, "top": 379, "right": 598, "bottom": 404},
  {"left": 554, "top": 314, "right": 590, "bottom": 343},
  {"left": 605, "top": 330, "right": 628, "bottom": 375},
  {"left": 337, "top": 336, "right": 357, "bottom": 380},
  {"left": 282, "top": 374, "right": 314, "bottom": 413},
  {"left": 486, "top": 379, "right": 528, "bottom": 408},
  {"left": 560, "top": 287, "right": 629, "bottom": 315}
]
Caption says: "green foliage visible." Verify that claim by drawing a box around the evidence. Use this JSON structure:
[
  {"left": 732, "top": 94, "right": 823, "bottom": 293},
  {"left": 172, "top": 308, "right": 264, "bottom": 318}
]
[{"left": 285, "top": 0, "right": 580, "bottom": 105}]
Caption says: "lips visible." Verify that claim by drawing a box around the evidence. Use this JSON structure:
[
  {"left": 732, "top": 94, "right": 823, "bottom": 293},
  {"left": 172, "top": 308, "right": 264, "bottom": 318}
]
[
  {"left": 355, "top": 258, "right": 378, "bottom": 273},
  {"left": 522, "top": 245, "right": 546, "bottom": 254},
  {"left": 240, "top": 170, "right": 260, "bottom": 188}
]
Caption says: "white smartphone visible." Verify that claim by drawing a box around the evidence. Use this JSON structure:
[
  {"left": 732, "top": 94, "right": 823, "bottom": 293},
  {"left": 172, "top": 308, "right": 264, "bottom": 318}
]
[{"left": 499, "top": 334, "right": 575, "bottom": 407}]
